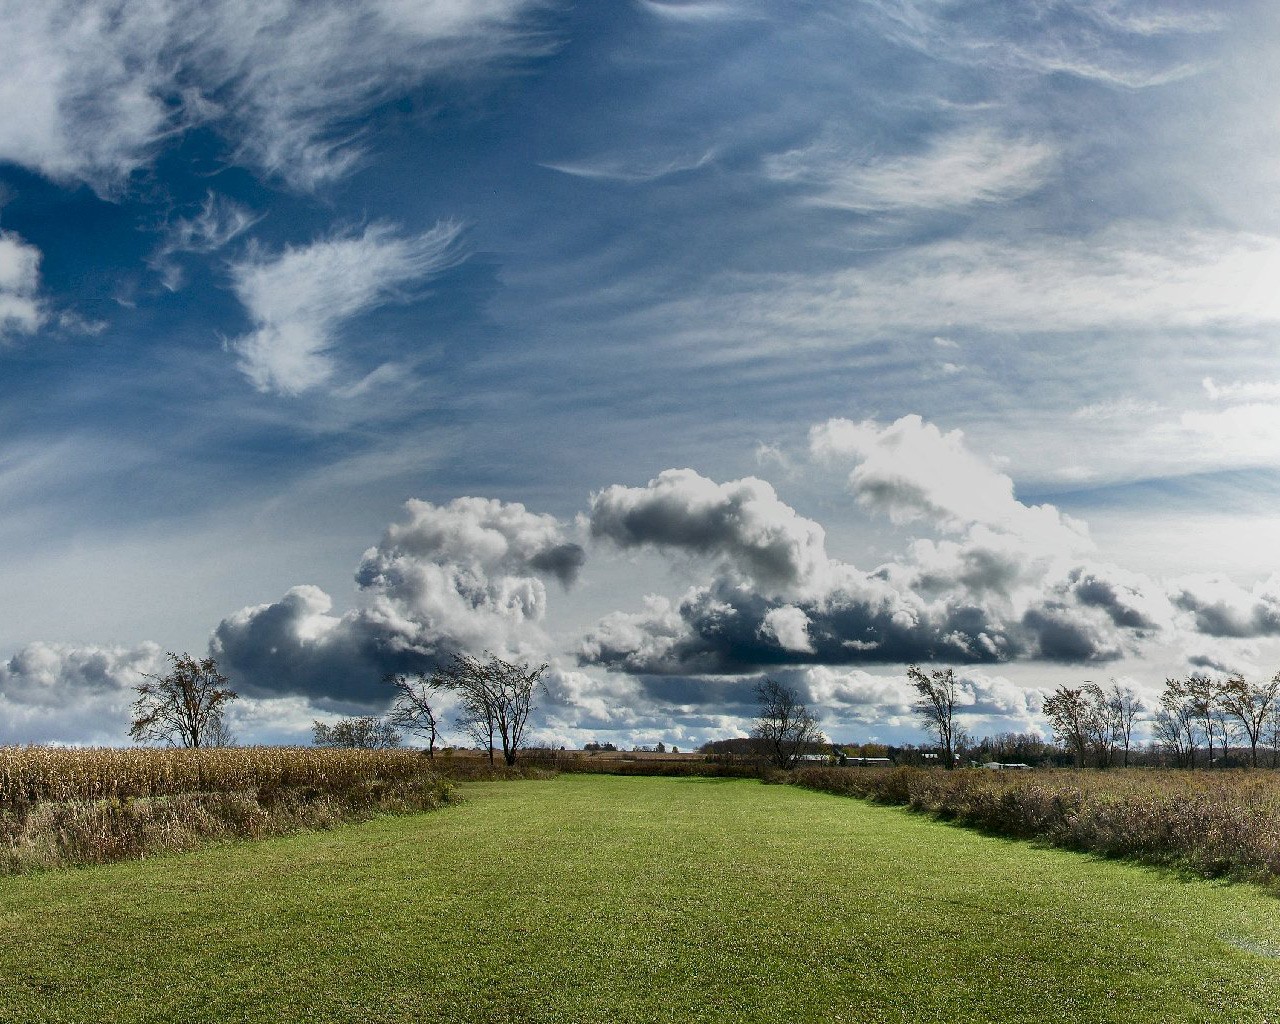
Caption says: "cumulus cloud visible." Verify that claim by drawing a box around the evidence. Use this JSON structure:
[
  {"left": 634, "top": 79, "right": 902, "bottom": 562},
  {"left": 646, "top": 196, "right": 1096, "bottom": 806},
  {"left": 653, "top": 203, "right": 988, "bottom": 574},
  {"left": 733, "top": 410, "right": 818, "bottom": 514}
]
[
  {"left": 0, "top": 0, "right": 553, "bottom": 192},
  {"left": 229, "top": 221, "right": 463, "bottom": 395},
  {"left": 582, "top": 417, "right": 1175, "bottom": 675},
  {"left": 213, "top": 496, "right": 582, "bottom": 703},
  {"left": 810, "top": 414, "right": 1089, "bottom": 553},
  {"left": 0, "top": 641, "right": 164, "bottom": 744},
  {"left": 1171, "top": 573, "right": 1280, "bottom": 638},
  {"left": 0, "top": 229, "right": 43, "bottom": 340},
  {"left": 764, "top": 128, "right": 1053, "bottom": 213},
  {"left": 589, "top": 468, "right": 831, "bottom": 595}
]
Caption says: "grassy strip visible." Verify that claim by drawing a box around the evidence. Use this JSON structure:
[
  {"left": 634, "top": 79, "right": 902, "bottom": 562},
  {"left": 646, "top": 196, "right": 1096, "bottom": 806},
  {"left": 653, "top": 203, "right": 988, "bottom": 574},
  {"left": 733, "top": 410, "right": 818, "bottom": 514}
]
[
  {"left": 3, "top": 775, "right": 1280, "bottom": 1022},
  {"left": 788, "top": 765, "right": 1280, "bottom": 885}
]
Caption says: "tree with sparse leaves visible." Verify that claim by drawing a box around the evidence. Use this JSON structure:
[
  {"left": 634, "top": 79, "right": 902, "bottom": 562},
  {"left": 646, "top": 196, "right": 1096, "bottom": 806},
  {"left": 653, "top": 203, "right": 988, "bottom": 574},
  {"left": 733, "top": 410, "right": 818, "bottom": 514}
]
[
  {"left": 130, "top": 652, "right": 238, "bottom": 748},
  {"left": 386, "top": 672, "right": 443, "bottom": 758},
  {"left": 751, "top": 678, "right": 825, "bottom": 770},
  {"left": 1220, "top": 673, "right": 1280, "bottom": 767},
  {"left": 430, "top": 652, "right": 546, "bottom": 766},
  {"left": 907, "top": 665, "right": 961, "bottom": 769}
]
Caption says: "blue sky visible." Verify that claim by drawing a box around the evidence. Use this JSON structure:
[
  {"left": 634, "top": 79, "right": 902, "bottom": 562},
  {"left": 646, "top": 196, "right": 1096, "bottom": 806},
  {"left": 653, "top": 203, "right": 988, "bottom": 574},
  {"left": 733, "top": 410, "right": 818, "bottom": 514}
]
[{"left": 3, "top": 0, "right": 1280, "bottom": 749}]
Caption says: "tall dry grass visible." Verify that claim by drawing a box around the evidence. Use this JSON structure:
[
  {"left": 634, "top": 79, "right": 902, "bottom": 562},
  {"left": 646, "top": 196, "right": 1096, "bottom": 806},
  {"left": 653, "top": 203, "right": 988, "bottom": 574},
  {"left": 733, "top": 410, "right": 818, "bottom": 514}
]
[
  {"left": 791, "top": 765, "right": 1280, "bottom": 885},
  {"left": 0, "top": 746, "right": 453, "bottom": 873}
]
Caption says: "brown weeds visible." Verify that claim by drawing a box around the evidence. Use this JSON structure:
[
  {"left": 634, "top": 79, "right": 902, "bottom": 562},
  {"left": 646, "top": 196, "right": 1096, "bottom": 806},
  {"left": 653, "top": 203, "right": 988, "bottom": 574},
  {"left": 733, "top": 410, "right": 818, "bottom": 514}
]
[{"left": 790, "top": 765, "right": 1280, "bottom": 885}]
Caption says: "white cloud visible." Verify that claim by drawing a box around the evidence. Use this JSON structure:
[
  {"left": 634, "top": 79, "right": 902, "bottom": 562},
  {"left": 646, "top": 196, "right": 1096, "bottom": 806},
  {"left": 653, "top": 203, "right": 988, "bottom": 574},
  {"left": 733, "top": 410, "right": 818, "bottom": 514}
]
[
  {"left": 637, "top": 1, "right": 751, "bottom": 21},
  {"left": 1202, "top": 376, "right": 1280, "bottom": 403},
  {"left": 214, "top": 496, "right": 583, "bottom": 702},
  {"left": 810, "top": 414, "right": 1090, "bottom": 554},
  {"left": 1171, "top": 573, "right": 1280, "bottom": 638},
  {"left": 786, "top": 227, "right": 1280, "bottom": 336},
  {"left": 542, "top": 149, "right": 714, "bottom": 184},
  {"left": 229, "top": 221, "right": 462, "bottom": 395},
  {"left": 0, "top": 229, "right": 43, "bottom": 340},
  {"left": 152, "top": 192, "right": 261, "bottom": 290},
  {"left": 589, "top": 468, "right": 833, "bottom": 596},
  {"left": 764, "top": 128, "right": 1054, "bottom": 212},
  {"left": 860, "top": 0, "right": 1215, "bottom": 89},
  {"left": 760, "top": 605, "right": 815, "bottom": 654},
  {"left": 0, "top": 641, "right": 165, "bottom": 745},
  {"left": 0, "top": 0, "right": 553, "bottom": 192}
]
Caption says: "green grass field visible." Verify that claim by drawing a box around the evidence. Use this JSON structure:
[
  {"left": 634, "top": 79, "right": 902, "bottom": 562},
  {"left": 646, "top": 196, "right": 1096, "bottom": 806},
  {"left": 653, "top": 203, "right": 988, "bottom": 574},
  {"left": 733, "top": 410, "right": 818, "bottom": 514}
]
[{"left": 3, "top": 775, "right": 1280, "bottom": 1023}]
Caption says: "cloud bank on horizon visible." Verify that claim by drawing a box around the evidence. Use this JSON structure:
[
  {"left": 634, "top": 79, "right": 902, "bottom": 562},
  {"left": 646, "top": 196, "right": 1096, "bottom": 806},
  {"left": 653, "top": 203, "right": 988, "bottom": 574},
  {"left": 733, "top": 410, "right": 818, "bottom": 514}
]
[
  {"left": 3, "top": 1, "right": 1280, "bottom": 747},
  {"left": 5, "top": 415, "right": 1278, "bottom": 747}
]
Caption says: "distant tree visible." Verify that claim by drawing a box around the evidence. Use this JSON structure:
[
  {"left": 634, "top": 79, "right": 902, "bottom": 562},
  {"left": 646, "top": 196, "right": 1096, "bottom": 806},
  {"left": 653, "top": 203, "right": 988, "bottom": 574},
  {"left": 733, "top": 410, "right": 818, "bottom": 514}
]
[
  {"left": 907, "top": 666, "right": 961, "bottom": 769},
  {"left": 130, "top": 652, "right": 239, "bottom": 749},
  {"left": 204, "top": 712, "right": 238, "bottom": 748},
  {"left": 1043, "top": 684, "right": 1116, "bottom": 768},
  {"left": 312, "top": 716, "right": 401, "bottom": 749},
  {"left": 751, "top": 678, "right": 825, "bottom": 770},
  {"left": 430, "top": 653, "right": 547, "bottom": 766},
  {"left": 1106, "top": 682, "right": 1144, "bottom": 768},
  {"left": 1219, "top": 673, "right": 1280, "bottom": 767},
  {"left": 655, "top": 741, "right": 666, "bottom": 753},
  {"left": 386, "top": 672, "right": 443, "bottom": 758},
  {"left": 1182, "top": 672, "right": 1228, "bottom": 766},
  {"left": 1155, "top": 679, "right": 1202, "bottom": 767}
]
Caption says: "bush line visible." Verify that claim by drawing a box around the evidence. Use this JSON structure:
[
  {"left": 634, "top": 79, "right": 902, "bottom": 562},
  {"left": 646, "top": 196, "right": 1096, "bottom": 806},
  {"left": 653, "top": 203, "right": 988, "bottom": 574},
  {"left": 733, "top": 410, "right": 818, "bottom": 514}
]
[{"left": 787, "top": 765, "right": 1280, "bottom": 885}]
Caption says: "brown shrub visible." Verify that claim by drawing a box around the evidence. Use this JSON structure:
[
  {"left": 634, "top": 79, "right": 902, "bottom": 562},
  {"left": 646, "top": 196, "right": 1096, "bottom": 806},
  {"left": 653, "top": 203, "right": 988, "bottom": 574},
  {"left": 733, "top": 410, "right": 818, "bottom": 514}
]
[{"left": 790, "top": 765, "right": 1280, "bottom": 884}]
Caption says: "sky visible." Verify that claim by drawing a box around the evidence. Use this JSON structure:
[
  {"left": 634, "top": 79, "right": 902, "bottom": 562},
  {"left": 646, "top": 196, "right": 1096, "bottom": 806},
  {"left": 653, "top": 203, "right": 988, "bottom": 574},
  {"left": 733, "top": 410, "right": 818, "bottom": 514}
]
[{"left": 3, "top": 0, "right": 1280, "bottom": 750}]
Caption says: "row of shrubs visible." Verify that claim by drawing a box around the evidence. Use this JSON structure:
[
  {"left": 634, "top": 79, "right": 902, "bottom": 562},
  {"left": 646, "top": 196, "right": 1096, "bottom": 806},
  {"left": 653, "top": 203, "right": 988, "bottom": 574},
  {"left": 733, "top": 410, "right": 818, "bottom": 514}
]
[
  {"left": 788, "top": 765, "right": 1280, "bottom": 884},
  {"left": 0, "top": 747, "right": 455, "bottom": 872}
]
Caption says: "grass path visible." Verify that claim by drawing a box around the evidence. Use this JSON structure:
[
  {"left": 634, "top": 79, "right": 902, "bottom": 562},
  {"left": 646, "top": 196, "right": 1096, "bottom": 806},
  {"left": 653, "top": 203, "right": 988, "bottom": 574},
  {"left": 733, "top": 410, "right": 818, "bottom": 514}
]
[{"left": 3, "top": 775, "right": 1280, "bottom": 1023}]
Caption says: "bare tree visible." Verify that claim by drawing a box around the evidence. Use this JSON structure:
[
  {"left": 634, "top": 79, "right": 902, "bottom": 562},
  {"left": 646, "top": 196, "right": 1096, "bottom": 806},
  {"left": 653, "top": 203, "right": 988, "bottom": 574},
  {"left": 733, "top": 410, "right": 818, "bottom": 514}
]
[
  {"left": 386, "top": 672, "right": 443, "bottom": 758},
  {"left": 130, "top": 652, "right": 239, "bottom": 748},
  {"left": 751, "top": 678, "right": 825, "bottom": 770},
  {"left": 430, "top": 653, "right": 546, "bottom": 767},
  {"left": 907, "top": 666, "right": 961, "bottom": 769},
  {"left": 1105, "top": 682, "right": 1143, "bottom": 768},
  {"left": 1220, "top": 673, "right": 1280, "bottom": 767},
  {"left": 312, "top": 716, "right": 401, "bottom": 749}
]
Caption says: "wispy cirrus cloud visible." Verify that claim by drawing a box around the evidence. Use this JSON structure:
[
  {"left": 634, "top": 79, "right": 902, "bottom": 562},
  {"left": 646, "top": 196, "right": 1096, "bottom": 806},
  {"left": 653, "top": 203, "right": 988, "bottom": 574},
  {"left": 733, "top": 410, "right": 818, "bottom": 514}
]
[
  {"left": 764, "top": 128, "right": 1054, "bottom": 212},
  {"left": 542, "top": 149, "right": 715, "bottom": 184},
  {"left": 0, "top": 229, "right": 43, "bottom": 341},
  {"left": 0, "top": 0, "right": 556, "bottom": 192},
  {"left": 229, "top": 221, "right": 463, "bottom": 395},
  {"left": 151, "top": 192, "right": 262, "bottom": 291},
  {"left": 859, "top": 0, "right": 1220, "bottom": 89}
]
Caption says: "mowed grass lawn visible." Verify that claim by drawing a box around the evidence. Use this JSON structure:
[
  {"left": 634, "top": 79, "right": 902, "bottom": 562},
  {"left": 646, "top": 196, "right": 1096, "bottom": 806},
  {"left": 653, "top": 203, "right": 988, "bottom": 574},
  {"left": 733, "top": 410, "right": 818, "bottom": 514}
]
[{"left": 4, "top": 776, "right": 1280, "bottom": 1024}]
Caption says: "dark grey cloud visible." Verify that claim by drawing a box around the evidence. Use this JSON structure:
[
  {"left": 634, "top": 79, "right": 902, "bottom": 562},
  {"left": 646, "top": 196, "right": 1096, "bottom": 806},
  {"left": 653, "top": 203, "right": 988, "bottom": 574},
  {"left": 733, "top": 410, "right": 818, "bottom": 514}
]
[
  {"left": 1171, "top": 573, "right": 1280, "bottom": 638},
  {"left": 589, "top": 468, "right": 830, "bottom": 594}
]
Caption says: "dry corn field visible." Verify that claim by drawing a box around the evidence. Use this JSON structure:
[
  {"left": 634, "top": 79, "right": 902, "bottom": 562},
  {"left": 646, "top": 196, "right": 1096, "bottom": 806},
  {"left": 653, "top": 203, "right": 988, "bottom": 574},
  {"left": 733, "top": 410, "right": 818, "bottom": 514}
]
[{"left": 0, "top": 746, "right": 453, "bottom": 873}]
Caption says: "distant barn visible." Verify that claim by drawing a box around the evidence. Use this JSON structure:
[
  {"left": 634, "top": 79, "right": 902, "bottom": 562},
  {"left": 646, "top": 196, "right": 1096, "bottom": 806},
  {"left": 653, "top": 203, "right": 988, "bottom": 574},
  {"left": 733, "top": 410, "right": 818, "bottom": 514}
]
[{"left": 840, "top": 756, "right": 893, "bottom": 767}]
